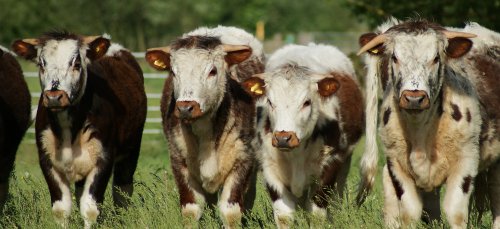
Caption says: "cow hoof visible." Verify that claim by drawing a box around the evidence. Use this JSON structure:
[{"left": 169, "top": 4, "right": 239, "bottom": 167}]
[
  {"left": 52, "top": 200, "right": 70, "bottom": 228},
  {"left": 220, "top": 202, "right": 242, "bottom": 229},
  {"left": 182, "top": 203, "right": 202, "bottom": 222},
  {"left": 80, "top": 196, "right": 99, "bottom": 229}
]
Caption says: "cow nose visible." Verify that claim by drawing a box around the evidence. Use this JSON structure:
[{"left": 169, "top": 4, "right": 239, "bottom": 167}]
[
  {"left": 175, "top": 101, "right": 203, "bottom": 120},
  {"left": 400, "top": 90, "right": 430, "bottom": 110},
  {"left": 272, "top": 131, "right": 300, "bottom": 150},
  {"left": 43, "top": 90, "right": 70, "bottom": 110}
]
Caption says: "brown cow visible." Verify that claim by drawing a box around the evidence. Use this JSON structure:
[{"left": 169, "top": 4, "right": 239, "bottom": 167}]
[
  {"left": 12, "top": 32, "right": 147, "bottom": 228},
  {"left": 0, "top": 46, "right": 31, "bottom": 210},
  {"left": 145, "top": 26, "right": 264, "bottom": 228}
]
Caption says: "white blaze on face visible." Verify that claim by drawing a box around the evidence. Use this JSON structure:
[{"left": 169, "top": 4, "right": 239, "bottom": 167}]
[
  {"left": 389, "top": 33, "right": 444, "bottom": 99},
  {"left": 38, "top": 39, "right": 88, "bottom": 103},
  {"left": 264, "top": 69, "right": 320, "bottom": 140},
  {"left": 170, "top": 48, "right": 228, "bottom": 113}
]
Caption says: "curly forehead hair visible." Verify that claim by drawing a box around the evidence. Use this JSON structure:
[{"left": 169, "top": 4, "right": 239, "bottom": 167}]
[
  {"left": 39, "top": 30, "right": 81, "bottom": 45},
  {"left": 387, "top": 19, "right": 445, "bottom": 34},
  {"left": 171, "top": 35, "right": 222, "bottom": 51}
]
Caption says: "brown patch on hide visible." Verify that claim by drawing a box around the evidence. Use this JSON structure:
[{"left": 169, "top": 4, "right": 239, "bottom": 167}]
[
  {"left": 387, "top": 159, "right": 404, "bottom": 200},
  {"left": 461, "top": 176, "right": 472, "bottom": 194},
  {"left": 450, "top": 103, "right": 462, "bottom": 121},
  {"left": 383, "top": 107, "right": 391, "bottom": 125}
]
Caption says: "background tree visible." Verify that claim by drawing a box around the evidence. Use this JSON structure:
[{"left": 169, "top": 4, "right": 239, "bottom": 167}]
[{"left": 346, "top": 0, "right": 500, "bottom": 30}]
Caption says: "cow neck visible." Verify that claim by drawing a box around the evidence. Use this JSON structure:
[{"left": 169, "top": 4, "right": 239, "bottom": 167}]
[
  {"left": 398, "top": 89, "right": 443, "bottom": 140},
  {"left": 47, "top": 85, "right": 92, "bottom": 144},
  {"left": 184, "top": 78, "right": 233, "bottom": 144}
]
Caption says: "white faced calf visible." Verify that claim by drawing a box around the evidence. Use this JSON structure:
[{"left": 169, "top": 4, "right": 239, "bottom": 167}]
[
  {"left": 145, "top": 26, "right": 263, "bottom": 228},
  {"left": 359, "top": 19, "right": 500, "bottom": 228},
  {"left": 12, "top": 32, "right": 147, "bottom": 228},
  {"left": 243, "top": 44, "right": 364, "bottom": 228}
]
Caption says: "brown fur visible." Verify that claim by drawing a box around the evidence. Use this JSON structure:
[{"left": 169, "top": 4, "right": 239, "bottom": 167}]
[
  {"left": 171, "top": 36, "right": 222, "bottom": 51},
  {"left": 35, "top": 44, "right": 146, "bottom": 210},
  {"left": 0, "top": 50, "right": 31, "bottom": 208}
]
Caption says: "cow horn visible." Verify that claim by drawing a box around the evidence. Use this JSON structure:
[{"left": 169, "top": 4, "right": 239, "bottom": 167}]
[
  {"left": 357, "top": 34, "right": 387, "bottom": 55},
  {"left": 22, "top": 39, "right": 39, "bottom": 46},
  {"left": 222, "top": 44, "right": 250, "bottom": 52},
  {"left": 147, "top": 46, "right": 171, "bottom": 54},
  {"left": 442, "top": 31, "right": 477, "bottom": 39},
  {"left": 82, "top": 36, "right": 102, "bottom": 44}
]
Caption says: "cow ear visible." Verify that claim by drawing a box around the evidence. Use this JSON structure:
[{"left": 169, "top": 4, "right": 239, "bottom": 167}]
[
  {"left": 241, "top": 74, "right": 266, "bottom": 98},
  {"left": 84, "top": 36, "right": 110, "bottom": 61},
  {"left": 145, "top": 48, "right": 171, "bottom": 71},
  {"left": 359, "top": 33, "right": 385, "bottom": 55},
  {"left": 446, "top": 37, "right": 472, "bottom": 58},
  {"left": 223, "top": 45, "right": 252, "bottom": 65},
  {"left": 317, "top": 77, "right": 340, "bottom": 97},
  {"left": 12, "top": 39, "right": 39, "bottom": 61}
]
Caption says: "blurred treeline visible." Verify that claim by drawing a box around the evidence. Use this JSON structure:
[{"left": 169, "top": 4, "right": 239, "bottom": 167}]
[
  {"left": 0, "top": 0, "right": 361, "bottom": 51},
  {"left": 1, "top": 0, "right": 498, "bottom": 51}
]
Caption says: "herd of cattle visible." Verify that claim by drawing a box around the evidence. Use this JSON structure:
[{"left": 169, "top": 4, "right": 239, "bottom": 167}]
[{"left": 0, "top": 17, "right": 498, "bottom": 229}]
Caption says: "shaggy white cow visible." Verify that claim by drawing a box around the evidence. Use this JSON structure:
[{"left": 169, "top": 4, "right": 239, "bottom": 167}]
[
  {"left": 242, "top": 43, "right": 365, "bottom": 228},
  {"left": 359, "top": 18, "right": 500, "bottom": 228}
]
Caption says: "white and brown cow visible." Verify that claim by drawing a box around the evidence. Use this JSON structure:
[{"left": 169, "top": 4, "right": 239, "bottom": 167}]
[
  {"left": 0, "top": 46, "right": 31, "bottom": 210},
  {"left": 12, "top": 32, "right": 147, "bottom": 228},
  {"left": 359, "top": 19, "right": 500, "bottom": 228},
  {"left": 145, "top": 26, "right": 264, "bottom": 228},
  {"left": 242, "top": 43, "right": 364, "bottom": 228}
]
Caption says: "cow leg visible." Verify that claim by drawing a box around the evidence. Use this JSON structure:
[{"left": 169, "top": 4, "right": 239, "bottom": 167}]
[
  {"left": 170, "top": 154, "right": 205, "bottom": 223},
  {"left": 218, "top": 159, "right": 254, "bottom": 229},
  {"left": 266, "top": 183, "right": 295, "bottom": 229},
  {"left": 311, "top": 153, "right": 350, "bottom": 219},
  {"left": 39, "top": 155, "right": 72, "bottom": 227},
  {"left": 112, "top": 137, "right": 141, "bottom": 207},
  {"left": 383, "top": 162, "right": 423, "bottom": 228},
  {"left": 420, "top": 188, "right": 441, "bottom": 223},
  {"left": 79, "top": 158, "right": 113, "bottom": 229},
  {"left": 487, "top": 161, "right": 500, "bottom": 229},
  {"left": 0, "top": 150, "right": 14, "bottom": 210},
  {"left": 442, "top": 163, "right": 476, "bottom": 229}
]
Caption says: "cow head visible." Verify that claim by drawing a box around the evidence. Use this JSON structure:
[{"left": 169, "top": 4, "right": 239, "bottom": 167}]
[
  {"left": 242, "top": 65, "right": 340, "bottom": 150},
  {"left": 358, "top": 21, "right": 476, "bottom": 113},
  {"left": 12, "top": 32, "right": 110, "bottom": 112},
  {"left": 146, "top": 36, "right": 252, "bottom": 122}
]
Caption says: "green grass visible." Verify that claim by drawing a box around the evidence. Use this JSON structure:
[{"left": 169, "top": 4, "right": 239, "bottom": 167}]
[{"left": 0, "top": 60, "right": 494, "bottom": 228}]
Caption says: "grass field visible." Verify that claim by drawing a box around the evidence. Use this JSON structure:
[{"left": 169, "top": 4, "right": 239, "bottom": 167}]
[{"left": 0, "top": 59, "right": 494, "bottom": 228}]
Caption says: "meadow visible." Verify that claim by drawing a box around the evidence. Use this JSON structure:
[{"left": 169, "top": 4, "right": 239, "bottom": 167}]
[{"left": 0, "top": 59, "right": 493, "bottom": 228}]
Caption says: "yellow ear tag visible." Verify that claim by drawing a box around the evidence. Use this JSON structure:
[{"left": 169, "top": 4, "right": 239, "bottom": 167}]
[
  {"left": 154, "top": 59, "right": 167, "bottom": 69},
  {"left": 369, "top": 49, "right": 379, "bottom": 54},
  {"left": 250, "top": 83, "right": 263, "bottom": 95}
]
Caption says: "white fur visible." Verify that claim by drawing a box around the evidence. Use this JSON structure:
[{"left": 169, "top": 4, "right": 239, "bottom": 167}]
[
  {"left": 80, "top": 168, "right": 99, "bottom": 229},
  {"left": 38, "top": 39, "right": 89, "bottom": 104},
  {"left": 185, "top": 25, "right": 263, "bottom": 59},
  {"left": 273, "top": 198, "right": 295, "bottom": 229},
  {"left": 182, "top": 203, "right": 203, "bottom": 221},
  {"left": 105, "top": 43, "right": 126, "bottom": 57},
  {"left": 50, "top": 169, "right": 72, "bottom": 227},
  {"left": 219, "top": 202, "right": 242, "bottom": 228},
  {"left": 266, "top": 43, "right": 356, "bottom": 80}
]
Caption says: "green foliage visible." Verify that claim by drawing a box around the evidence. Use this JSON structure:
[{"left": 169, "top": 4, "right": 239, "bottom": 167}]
[
  {"left": 0, "top": 0, "right": 361, "bottom": 50},
  {"left": 346, "top": 0, "right": 500, "bottom": 30}
]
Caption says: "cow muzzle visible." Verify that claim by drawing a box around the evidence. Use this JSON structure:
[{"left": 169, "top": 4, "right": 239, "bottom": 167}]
[
  {"left": 175, "top": 101, "right": 203, "bottom": 121},
  {"left": 43, "top": 90, "right": 70, "bottom": 111},
  {"left": 272, "top": 131, "right": 300, "bottom": 150},
  {"left": 399, "top": 90, "right": 430, "bottom": 111}
]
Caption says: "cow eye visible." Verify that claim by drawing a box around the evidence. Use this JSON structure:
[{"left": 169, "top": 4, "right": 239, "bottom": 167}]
[
  {"left": 303, "top": 100, "right": 311, "bottom": 108},
  {"left": 209, "top": 67, "right": 217, "bottom": 77},
  {"left": 392, "top": 54, "right": 398, "bottom": 64},
  {"left": 74, "top": 60, "right": 81, "bottom": 70}
]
